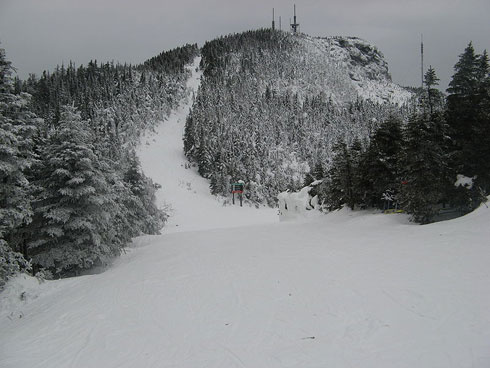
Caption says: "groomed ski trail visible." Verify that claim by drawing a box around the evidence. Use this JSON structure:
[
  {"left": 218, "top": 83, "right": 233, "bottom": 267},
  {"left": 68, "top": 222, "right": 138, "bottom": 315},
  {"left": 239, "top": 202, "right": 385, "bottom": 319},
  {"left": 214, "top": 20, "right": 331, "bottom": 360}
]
[
  {"left": 2, "top": 57, "right": 489, "bottom": 368},
  {"left": 137, "top": 56, "right": 277, "bottom": 233}
]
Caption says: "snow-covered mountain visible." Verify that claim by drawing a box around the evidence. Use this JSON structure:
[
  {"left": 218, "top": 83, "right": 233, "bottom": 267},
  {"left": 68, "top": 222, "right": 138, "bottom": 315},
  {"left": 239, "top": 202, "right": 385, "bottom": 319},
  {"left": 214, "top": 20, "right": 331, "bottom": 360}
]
[
  {"left": 2, "top": 50, "right": 489, "bottom": 368},
  {"left": 202, "top": 31, "right": 412, "bottom": 106},
  {"left": 2, "top": 90, "right": 490, "bottom": 367}
]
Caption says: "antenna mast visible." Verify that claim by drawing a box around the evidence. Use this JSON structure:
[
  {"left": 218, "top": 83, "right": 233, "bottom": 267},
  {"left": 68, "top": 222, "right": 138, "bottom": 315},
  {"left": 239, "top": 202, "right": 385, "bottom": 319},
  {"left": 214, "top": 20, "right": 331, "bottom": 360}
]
[
  {"left": 272, "top": 8, "right": 275, "bottom": 30},
  {"left": 421, "top": 34, "right": 424, "bottom": 88},
  {"left": 290, "top": 4, "right": 300, "bottom": 33}
]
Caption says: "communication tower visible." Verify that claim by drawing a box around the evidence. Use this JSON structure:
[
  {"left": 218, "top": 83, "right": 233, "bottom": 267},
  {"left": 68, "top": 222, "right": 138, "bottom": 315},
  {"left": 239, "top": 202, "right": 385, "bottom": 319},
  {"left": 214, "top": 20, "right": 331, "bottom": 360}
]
[
  {"left": 421, "top": 34, "right": 424, "bottom": 88},
  {"left": 290, "top": 4, "right": 299, "bottom": 33}
]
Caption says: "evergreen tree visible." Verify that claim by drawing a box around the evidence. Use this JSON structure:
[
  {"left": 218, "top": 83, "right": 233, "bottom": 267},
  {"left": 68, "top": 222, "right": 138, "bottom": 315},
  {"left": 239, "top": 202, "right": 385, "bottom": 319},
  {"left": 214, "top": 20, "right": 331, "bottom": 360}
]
[
  {"left": 320, "top": 140, "right": 358, "bottom": 210},
  {"left": 27, "top": 105, "right": 119, "bottom": 274},
  {"left": 303, "top": 161, "right": 325, "bottom": 187},
  {"left": 0, "top": 47, "right": 38, "bottom": 286},
  {"left": 446, "top": 42, "right": 480, "bottom": 174},
  {"left": 446, "top": 43, "right": 480, "bottom": 154},
  {"left": 398, "top": 113, "right": 449, "bottom": 223},
  {"left": 447, "top": 42, "right": 480, "bottom": 98},
  {"left": 360, "top": 116, "right": 403, "bottom": 209},
  {"left": 121, "top": 153, "right": 167, "bottom": 235},
  {"left": 303, "top": 171, "right": 316, "bottom": 187},
  {"left": 0, "top": 42, "right": 194, "bottom": 277},
  {"left": 349, "top": 138, "right": 364, "bottom": 208},
  {"left": 183, "top": 110, "right": 195, "bottom": 156},
  {"left": 446, "top": 42, "right": 490, "bottom": 202},
  {"left": 476, "top": 50, "right": 489, "bottom": 82},
  {"left": 424, "top": 66, "right": 440, "bottom": 115},
  {"left": 0, "top": 48, "right": 29, "bottom": 242},
  {"left": 471, "top": 49, "right": 490, "bottom": 195},
  {"left": 312, "top": 161, "right": 325, "bottom": 181}
]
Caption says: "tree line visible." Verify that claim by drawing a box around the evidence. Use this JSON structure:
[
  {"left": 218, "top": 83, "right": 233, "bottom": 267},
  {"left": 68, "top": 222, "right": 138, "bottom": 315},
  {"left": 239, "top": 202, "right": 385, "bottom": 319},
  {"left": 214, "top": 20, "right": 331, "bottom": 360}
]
[{"left": 310, "top": 43, "right": 490, "bottom": 223}]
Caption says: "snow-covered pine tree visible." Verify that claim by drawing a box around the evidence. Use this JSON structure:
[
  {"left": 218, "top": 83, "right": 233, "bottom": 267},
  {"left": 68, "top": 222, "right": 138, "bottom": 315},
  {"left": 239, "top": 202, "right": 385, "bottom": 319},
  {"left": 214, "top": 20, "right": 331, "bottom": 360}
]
[
  {"left": 1, "top": 43, "right": 197, "bottom": 277},
  {"left": 312, "top": 162, "right": 326, "bottom": 181},
  {"left": 27, "top": 105, "right": 120, "bottom": 275},
  {"left": 349, "top": 138, "right": 365, "bottom": 209},
  {"left": 0, "top": 46, "right": 38, "bottom": 286},
  {"left": 121, "top": 152, "right": 167, "bottom": 235}
]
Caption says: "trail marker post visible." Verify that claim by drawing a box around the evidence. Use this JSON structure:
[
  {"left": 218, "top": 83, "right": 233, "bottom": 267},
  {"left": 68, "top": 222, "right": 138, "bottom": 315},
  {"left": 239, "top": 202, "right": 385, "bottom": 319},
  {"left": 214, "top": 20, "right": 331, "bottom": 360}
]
[{"left": 232, "top": 181, "right": 244, "bottom": 207}]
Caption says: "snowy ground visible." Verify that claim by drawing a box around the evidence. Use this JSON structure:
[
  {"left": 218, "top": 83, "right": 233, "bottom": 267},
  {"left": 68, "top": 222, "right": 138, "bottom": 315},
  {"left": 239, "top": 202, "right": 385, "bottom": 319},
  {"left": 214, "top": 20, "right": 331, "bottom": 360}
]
[{"left": 1, "top": 58, "right": 490, "bottom": 368}]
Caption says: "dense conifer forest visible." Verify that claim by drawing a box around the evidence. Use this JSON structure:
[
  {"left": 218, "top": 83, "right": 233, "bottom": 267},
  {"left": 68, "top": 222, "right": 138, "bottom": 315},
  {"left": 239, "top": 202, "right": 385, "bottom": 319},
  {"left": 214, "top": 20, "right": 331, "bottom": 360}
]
[
  {"left": 184, "top": 30, "right": 489, "bottom": 223},
  {"left": 1, "top": 43, "right": 199, "bottom": 286},
  {"left": 184, "top": 30, "right": 414, "bottom": 205},
  {"left": 311, "top": 43, "right": 490, "bottom": 223}
]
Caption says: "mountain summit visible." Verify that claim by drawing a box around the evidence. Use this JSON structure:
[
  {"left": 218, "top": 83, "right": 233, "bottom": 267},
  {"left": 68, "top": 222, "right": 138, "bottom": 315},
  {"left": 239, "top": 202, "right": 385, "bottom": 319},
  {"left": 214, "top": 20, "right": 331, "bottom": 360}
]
[{"left": 201, "top": 30, "right": 411, "bottom": 105}]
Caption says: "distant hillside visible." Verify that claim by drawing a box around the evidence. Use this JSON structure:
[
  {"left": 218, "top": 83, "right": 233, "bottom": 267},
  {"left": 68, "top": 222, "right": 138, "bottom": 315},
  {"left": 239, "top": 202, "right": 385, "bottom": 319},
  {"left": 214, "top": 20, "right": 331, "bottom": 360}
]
[{"left": 184, "top": 29, "right": 415, "bottom": 205}]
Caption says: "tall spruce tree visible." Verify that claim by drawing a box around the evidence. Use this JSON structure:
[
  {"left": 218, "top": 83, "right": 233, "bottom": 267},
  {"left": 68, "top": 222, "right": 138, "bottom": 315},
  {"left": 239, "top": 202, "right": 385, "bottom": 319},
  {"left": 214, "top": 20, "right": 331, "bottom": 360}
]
[
  {"left": 349, "top": 138, "right": 364, "bottom": 208},
  {"left": 446, "top": 42, "right": 479, "bottom": 170},
  {"left": 398, "top": 113, "right": 449, "bottom": 223},
  {"left": 446, "top": 42, "right": 490, "bottom": 203},
  {"left": 360, "top": 115, "right": 403, "bottom": 209},
  {"left": 320, "top": 140, "right": 357, "bottom": 210},
  {"left": 0, "top": 47, "right": 39, "bottom": 286},
  {"left": 121, "top": 152, "right": 167, "bottom": 235},
  {"left": 27, "top": 105, "right": 119, "bottom": 274},
  {"left": 424, "top": 66, "right": 440, "bottom": 115},
  {"left": 474, "top": 49, "right": 490, "bottom": 193}
]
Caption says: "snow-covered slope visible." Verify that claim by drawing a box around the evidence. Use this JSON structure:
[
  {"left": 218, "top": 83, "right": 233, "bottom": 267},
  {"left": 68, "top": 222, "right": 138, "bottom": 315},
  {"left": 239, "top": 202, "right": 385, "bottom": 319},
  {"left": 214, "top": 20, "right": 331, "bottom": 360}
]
[
  {"left": 137, "top": 57, "right": 277, "bottom": 233},
  {"left": 1, "top": 205, "right": 490, "bottom": 368},
  {"left": 1, "top": 57, "right": 489, "bottom": 368}
]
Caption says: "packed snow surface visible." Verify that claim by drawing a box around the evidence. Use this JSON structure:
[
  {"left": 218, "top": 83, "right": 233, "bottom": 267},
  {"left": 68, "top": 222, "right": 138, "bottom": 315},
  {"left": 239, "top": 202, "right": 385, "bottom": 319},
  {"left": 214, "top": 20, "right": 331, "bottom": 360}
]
[{"left": 1, "top": 58, "right": 490, "bottom": 368}]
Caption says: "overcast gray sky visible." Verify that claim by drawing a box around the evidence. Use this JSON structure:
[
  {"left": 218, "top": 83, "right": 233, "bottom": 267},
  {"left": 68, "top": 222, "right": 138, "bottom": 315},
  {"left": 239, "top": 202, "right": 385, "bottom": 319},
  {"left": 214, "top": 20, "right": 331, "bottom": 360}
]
[{"left": 0, "top": 0, "right": 489, "bottom": 90}]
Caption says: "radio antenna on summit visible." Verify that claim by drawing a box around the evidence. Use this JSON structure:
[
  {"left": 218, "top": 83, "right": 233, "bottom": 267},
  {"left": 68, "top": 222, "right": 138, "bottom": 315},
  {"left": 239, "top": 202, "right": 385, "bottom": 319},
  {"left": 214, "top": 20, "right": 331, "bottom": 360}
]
[
  {"left": 290, "top": 4, "right": 299, "bottom": 33},
  {"left": 272, "top": 8, "right": 275, "bottom": 30},
  {"left": 421, "top": 34, "right": 424, "bottom": 88}
]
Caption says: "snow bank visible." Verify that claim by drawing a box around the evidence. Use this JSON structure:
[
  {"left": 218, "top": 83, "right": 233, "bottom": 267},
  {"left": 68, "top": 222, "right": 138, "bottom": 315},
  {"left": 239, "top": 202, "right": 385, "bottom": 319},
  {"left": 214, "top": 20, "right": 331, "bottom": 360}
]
[
  {"left": 278, "top": 182, "right": 321, "bottom": 221},
  {"left": 0, "top": 274, "right": 43, "bottom": 320},
  {"left": 454, "top": 174, "right": 476, "bottom": 189}
]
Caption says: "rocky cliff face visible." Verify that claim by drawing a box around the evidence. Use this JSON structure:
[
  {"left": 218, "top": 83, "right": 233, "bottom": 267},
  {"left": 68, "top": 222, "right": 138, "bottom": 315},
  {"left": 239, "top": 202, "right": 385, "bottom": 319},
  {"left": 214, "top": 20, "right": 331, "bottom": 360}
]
[{"left": 302, "top": 35, "right": 411, "bottom": 105}]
